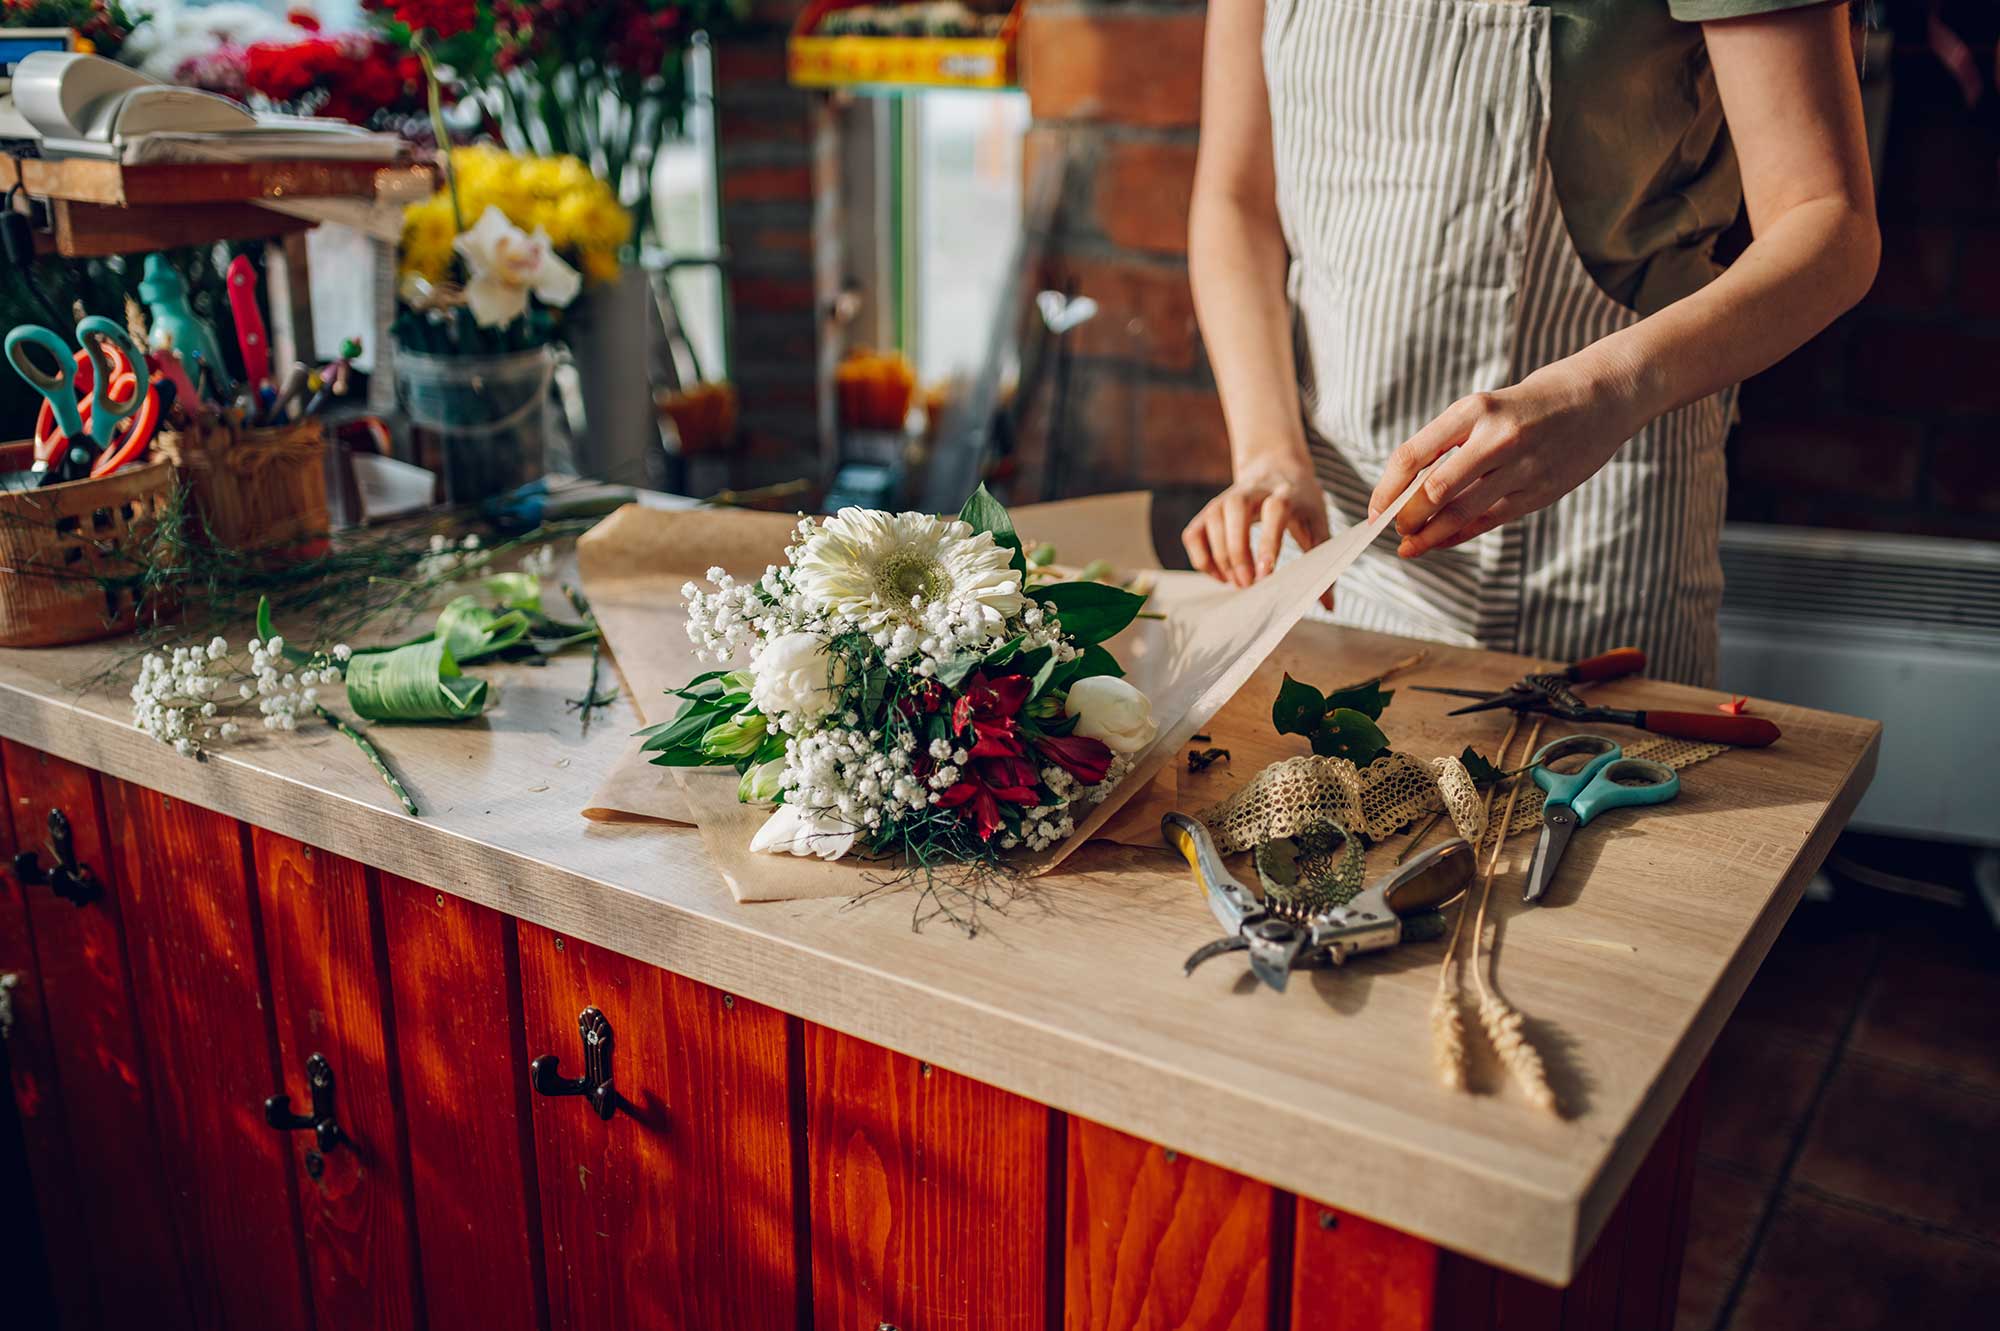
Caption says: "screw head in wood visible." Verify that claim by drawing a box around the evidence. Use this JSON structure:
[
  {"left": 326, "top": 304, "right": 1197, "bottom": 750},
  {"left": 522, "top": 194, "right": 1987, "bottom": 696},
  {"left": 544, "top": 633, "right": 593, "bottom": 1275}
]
[
  {"left": 554, "top": 937, "right": 564, "bottom": 951},
  {"left": 919, "top": 1062, "right": 933, "bottom": 1078},
  {"left": 1318, "top": 1210, "right": 1339, "bottom": 1231},
  {"left": 722, "top": 994, "right": 734, "bottom": 1009},
  {"left": 436, "top": 893, "right": 444, "bottom": 907},
  {"left": 1163, "top": 1149, "right": 1179, "bottom": 1163}
]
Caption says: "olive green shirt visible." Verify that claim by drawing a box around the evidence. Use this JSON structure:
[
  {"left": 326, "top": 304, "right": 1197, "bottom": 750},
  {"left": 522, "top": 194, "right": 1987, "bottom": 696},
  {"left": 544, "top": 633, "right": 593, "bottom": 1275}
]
[{"left": 1544, "top": 0, "right": 1839, "bottom": 314}]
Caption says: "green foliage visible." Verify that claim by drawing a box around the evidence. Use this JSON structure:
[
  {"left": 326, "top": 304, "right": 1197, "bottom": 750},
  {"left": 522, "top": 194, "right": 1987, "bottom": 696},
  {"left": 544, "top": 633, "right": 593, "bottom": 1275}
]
[
  {"left": 1032, "top": 582, "right": 1147, "bottom": 646},
  {"left": 1271, "top": 673, "right": 1394, "bottom": 766},
  {"left": 959, "top": 484, "right": 1027, "bottom": 575},
  {"left": 1457, "top": 745, "right": 1507, "bottom": 785}
]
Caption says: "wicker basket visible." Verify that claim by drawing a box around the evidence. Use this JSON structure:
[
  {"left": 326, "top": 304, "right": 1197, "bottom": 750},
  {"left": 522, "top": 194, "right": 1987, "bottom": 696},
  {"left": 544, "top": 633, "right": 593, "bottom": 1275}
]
[
  {"left": 156, "top": 416, "right": 330, "bottom": 558},
  {"left": 0, "top": 443, "right": 178, "bottom": 648}
]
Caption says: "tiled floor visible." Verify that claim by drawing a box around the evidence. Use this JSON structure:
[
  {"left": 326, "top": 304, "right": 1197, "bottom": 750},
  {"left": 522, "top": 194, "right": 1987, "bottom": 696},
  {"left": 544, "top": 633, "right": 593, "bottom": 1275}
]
[{"left": 1675, "top": 860, "right": 2000, "bottom": 1331}]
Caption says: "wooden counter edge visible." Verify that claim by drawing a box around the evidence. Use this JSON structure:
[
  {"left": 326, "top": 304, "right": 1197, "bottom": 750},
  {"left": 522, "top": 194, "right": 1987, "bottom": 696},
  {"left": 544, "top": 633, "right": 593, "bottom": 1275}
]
[{"left": 0, "top": 679, "right": 1876, "bottom": 1286}]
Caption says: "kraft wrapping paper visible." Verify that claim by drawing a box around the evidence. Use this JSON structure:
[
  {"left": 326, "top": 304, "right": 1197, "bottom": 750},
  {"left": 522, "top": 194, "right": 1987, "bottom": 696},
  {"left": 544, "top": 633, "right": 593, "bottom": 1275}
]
[{"left": 577, "top": 483, "right": 1423, "bottom": 902}]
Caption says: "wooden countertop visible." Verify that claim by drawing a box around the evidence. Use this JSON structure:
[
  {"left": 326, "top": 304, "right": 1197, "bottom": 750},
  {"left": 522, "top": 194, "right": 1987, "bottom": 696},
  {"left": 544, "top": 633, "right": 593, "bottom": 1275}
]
[{"left": 0, "top": 587, "right": 1878, "bottom": 1285}]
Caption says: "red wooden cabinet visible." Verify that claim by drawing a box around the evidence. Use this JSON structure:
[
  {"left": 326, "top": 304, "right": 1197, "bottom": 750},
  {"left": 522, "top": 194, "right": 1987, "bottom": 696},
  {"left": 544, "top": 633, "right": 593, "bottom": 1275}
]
[
  {"left": 3, "top": 747, "right": 194, "bottom": 1330},
  {"left": 103, "top": 778, "right": 312, "bottom": 1331},
  {"left": 0, "top": 739, "right": 1709, "bottom": 1331},
  {"left": 805, "top": 1025, "right": 1051, "bottom": 1328},
  {"left": 517, "top": 922, "right": 799, "bottom": 1331},
  {"left": 251, "top": 829, "right": 423, "bottom": 1330},
  {"left": 380, "top": 872, "right": 547, "bottom": 1331}
]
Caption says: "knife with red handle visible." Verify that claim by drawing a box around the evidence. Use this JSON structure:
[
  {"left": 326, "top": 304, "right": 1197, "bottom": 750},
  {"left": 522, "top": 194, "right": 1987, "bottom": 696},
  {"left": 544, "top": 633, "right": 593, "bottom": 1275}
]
[{"left": 226, "top": 254, "right": 271, "bottom": 390}]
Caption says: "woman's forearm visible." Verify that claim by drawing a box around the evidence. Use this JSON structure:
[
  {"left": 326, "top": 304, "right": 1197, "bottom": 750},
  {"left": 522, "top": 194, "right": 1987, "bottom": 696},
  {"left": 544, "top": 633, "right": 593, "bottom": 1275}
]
[
  {"left": 1564, "top": 194, "right": 1879, "bottom": 428},
  {"left": 1189, "top": 190, "right": 1311, "bottom": 471}
]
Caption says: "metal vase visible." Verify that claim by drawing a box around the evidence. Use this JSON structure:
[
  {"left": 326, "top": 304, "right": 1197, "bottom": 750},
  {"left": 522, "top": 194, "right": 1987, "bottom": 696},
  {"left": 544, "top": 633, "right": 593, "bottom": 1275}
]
[{"left": 563, "top": 268, "right": 662, "bottom": 487}]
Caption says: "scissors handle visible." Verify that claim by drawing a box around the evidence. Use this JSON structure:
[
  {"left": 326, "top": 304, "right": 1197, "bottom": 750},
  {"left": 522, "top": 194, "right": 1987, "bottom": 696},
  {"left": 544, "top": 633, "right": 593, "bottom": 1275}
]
[
  {"left": 7, "top": 326, "right": 87, "bottom": 450},
  {"left": 83, "top": 373, "right": 159, "bottom": 478},
  {"left": 1528, "top": 734, "right": 1621, "bottom": 809},
  {"left": 1571, "top": 758, "right": 1679, "bottom": 825},
  {"left": 74, "top": 317, "right": 149, "bottom": 445}
]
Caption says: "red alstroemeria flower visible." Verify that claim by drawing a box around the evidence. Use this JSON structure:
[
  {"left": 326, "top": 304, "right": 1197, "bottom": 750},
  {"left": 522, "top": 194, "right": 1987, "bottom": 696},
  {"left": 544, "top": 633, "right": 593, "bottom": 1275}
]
[
  {"left": 1035, "top": 732, "right": 1113, "bottom": 785},
  {"left": 936, "top": 752, "right": 1042, "bottom": 842},
  {"left": 952, "top": 670, "right": 1030, "bottom": 737}
]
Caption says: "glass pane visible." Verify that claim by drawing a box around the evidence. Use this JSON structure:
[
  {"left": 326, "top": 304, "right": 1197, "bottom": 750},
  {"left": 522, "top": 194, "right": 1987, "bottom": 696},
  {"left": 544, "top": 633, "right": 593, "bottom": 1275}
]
[
  {"left": 909, "top": 90, "right": 1031, "bottom": 381},
  {"left": 653, "top": 38, "right": 726, "bottom": 383}
]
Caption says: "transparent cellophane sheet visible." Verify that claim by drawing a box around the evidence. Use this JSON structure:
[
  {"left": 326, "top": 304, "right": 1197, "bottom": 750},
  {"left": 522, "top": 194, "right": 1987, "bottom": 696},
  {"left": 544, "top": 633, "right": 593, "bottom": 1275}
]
[{"left": 576, "top": 487, "right": 1431, "bottom": 903}]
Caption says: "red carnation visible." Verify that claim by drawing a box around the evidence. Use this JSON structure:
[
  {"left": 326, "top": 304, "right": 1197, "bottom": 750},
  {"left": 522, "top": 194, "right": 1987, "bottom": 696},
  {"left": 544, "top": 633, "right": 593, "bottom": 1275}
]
[{"left": 383, "top": 0, "right": 479, "bottom": 39}]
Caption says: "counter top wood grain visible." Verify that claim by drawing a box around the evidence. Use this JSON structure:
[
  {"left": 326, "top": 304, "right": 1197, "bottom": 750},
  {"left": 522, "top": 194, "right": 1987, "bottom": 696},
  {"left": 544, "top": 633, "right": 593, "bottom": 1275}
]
[{"left": 0, "top": 595, "right": 1877, "bottom": 1285}]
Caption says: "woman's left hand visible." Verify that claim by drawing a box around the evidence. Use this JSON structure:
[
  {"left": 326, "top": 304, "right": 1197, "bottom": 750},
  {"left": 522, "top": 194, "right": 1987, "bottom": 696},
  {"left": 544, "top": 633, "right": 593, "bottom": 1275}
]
[{"left": 1367, "top": 358, "right": 1650, "bottom": 557}]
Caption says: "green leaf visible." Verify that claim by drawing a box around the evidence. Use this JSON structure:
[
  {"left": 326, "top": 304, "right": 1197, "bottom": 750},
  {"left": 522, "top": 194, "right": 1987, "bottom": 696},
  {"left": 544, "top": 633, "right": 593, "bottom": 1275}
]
[
  {"left": 344, "top": 640, "right": 487, "bottom": 723},
  {"left": 646, "top": 747, "right": 734, "bottom": 768},
  {"left": 1458, "top": 745, "right": 1506, "bottom": 785},
  {"left": 253, "top": 597, "right": 311, "bottom": 664},
  {"left": 1034, "top": 582, "right": 1148, "bottom": 645},
  {"left": 1324, "top": 680, "right": 1394, "bottom": 721},
  {"left": 483, "top": 571, "right": 543, "bottom": 611},
  {"left": 935, "top": 651, "right": 985, "bottom": 689},
  {"left": 1308, "top": 708, "right": 1390, "bottom": 766},
  {"left": 959, "top": 484, "right": 1026, "bottom": 574},
  {"left": 1272, "top": 673, "right": 1328, "bottom": 737},
  {"left": 983, "top": 634, "right": 1026, "bottom": 669},
  {"left": 638, "top": 705, "right": 723, "bottom": 752},
  {"left": 1050, "top": 643, "right": 1124, "bottom": 691},
  {"left": 859, "top": 665, "right": 890, "bottom": 720},
  {"left": 435, "top": 596, "right": 531, "bottom": 663}
]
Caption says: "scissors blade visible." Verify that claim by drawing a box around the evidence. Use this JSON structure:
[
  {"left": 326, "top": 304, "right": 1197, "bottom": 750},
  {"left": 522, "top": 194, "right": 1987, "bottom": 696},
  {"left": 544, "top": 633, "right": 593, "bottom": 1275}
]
[
  {"left": 1524, "top": 806, "right": 1578, "bottom": 905},
  {"left": 1248, "top": 937, "right": 1300, "bottom": 992},
  {"left": 1446, "top": 692, "right": 1536, "bottom": 717},
  {"left": 1408, "top": 686, "right": 1499, "bottom": 702}
]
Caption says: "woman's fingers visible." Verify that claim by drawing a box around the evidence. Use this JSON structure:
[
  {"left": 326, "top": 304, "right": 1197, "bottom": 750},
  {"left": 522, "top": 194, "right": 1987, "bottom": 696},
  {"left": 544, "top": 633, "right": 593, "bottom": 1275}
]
[
  {"left": 1369, "top": 394, "right": 1483, "bottom": 518},
  {"left": 1427, "top": 495, "right": 1523, "bottom": 552},
  {"left": 1182, "top": 511, "right": 1219, "bottom": 578},
  {"left": 1255, "top": 493, "right": 1294, "bottom": 575},
  {"left": 1397, "top": 469, "right": 1513, "bottom": 556},
  {"left": 1219, "top": 492, "right": 1256, "bottom": 587}
]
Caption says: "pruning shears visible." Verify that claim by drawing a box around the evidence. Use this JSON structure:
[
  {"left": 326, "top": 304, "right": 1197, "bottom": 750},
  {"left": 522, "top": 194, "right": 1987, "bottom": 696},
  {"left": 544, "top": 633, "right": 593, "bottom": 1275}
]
[
  {"left": 1410, "top": 647, "right": 1781, "bottom": 747},
  {"left": 1162, "top": 813, "right": 1474, "bottom": 992}
]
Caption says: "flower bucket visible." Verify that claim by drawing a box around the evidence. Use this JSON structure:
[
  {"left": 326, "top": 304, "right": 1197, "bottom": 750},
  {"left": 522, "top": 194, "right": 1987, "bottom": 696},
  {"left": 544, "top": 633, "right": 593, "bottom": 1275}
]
[
  {"left": 395, "top": 345, "right": 555, "bottom": 504},
  {"left": 563, "top": 268, "right": 662, "bottom": 487}
]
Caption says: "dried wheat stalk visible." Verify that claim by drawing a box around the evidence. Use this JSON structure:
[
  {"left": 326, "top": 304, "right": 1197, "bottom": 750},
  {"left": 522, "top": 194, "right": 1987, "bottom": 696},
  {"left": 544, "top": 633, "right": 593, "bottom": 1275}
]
[
  {"left": 1470, "top": 719, "right": 1561, "bottom": 1115},
  {"left": 1431, "top": 713, "right": 1521, "bottom": 1090}
]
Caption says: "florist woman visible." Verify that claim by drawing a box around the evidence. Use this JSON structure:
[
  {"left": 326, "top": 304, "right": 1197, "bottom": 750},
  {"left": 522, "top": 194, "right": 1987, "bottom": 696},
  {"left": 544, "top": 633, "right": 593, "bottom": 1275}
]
[{"left": 1180, "top": 0, "right": 1878, "bottom": 685}]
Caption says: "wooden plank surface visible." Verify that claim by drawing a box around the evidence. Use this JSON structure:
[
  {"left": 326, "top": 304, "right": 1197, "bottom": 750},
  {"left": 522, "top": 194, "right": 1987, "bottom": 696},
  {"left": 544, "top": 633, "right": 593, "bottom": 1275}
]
[
  {"left": 1067, "top": 1120, "right": 1273, "bottom": 1331},
  {"left": 0, "top": 749, "right": 93, "bottom": 1330},
  {"left": 517, "top": 922, "right": 797, "bottom": 1331},
  {"left": 1, "top": 743, "right": 194, "bottom": 1329},
  {"left": 1292, "top": 1205, "right": 1439, "bottom": 1331},
  {"left": 2, "top": 156, "right": 425, "bottom": 206},
  {"left": 251, "top": 831, "right": 421, "bottom": 1331},
  {"left": 0, "top": 570, "right": 1879, "bottom": 1283},
  {"left": 807, "top": 1025, "right": 1049, "bottom": 1328},
  {"left": 103, "top": 778, "right": 313, "bottom": 1331},
  {"left": 380, "top": 875, "right": 547, "bottom": 1331}
]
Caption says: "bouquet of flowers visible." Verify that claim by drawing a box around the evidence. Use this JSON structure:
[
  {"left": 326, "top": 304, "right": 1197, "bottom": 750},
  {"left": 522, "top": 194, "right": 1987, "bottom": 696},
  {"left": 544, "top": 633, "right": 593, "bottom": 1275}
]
[
  {"left": 645, "top": 489, "right": 1158, "bottom": 865},
  {"left": 366, "top": 0, "right": 744, "bottom": 248},
  {"left": 2, "top": 0, "right": 144, "bottom": 59},
  {"left": 396, "top": 147, "right": 628, "bottom": 353}
]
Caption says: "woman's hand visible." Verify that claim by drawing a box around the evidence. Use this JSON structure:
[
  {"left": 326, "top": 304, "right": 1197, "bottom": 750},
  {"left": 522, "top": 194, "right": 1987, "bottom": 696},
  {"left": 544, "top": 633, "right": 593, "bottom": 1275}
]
[
  {"left": 1182, "top": 451, "right": 1330, "bottom": 591},
  {"left": 1367, "top": 357, "right": 1650, "bottom": 557}
]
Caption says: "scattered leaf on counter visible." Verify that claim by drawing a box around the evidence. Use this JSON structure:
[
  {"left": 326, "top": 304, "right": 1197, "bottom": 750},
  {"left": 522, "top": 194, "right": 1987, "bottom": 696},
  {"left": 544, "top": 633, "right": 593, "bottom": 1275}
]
[
  {"left": 1458, "top": 745, "right": 1507, "bottom": 785},
  {"left": 1309, "top": 708, "right": 1390, "bottom": 766},
  {"left": 1324, "top": 679, "right": 1393, "bottom": 721}
]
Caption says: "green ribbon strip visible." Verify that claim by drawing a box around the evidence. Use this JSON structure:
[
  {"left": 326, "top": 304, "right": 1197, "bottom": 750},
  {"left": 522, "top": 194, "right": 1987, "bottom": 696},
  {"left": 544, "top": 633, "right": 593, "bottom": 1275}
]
[{"left": 344, "top": 638, "right": 488, "bottom": 722}]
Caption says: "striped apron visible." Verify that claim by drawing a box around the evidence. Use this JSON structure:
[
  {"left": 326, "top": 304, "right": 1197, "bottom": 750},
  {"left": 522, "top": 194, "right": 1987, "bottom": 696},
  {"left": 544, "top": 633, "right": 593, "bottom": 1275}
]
[{"left": 1265, "top": 0, "right": 1734, "bottom": 685}]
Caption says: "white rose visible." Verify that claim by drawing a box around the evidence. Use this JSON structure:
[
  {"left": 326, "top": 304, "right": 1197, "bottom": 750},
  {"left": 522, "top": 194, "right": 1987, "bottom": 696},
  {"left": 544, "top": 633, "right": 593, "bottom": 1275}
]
[
  {"left": 1064, "top": 676, "right": 1156, "bottom": 754},
  {"left": 750, "top": 633, "right": 843, "bottom": 722},
  {"left": 749, "top": 804, "right": 857, "bottom": 861}
]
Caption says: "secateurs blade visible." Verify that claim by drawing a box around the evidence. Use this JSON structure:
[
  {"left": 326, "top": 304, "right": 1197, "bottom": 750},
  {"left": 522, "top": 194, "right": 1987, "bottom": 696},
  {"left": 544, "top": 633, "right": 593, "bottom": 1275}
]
[{"left": 1162, "top": 813, "right": 1474, "bottom": 993}]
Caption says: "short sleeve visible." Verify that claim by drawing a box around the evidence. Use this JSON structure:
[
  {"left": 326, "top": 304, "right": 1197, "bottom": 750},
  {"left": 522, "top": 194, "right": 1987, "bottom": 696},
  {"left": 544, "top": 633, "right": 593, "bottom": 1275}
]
[{"left": 1668, "top": 0, "right": 1842, "bottom": 22}]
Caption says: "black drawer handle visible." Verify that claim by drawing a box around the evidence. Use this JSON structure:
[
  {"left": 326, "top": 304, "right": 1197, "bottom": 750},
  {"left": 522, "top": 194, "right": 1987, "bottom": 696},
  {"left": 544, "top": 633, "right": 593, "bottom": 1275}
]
[
  {"left": 266, "top": 1052, "right": 345, "bottom": 1171},
  {"left": 12, "top": 809, "right": 101, "bottom": 907},
  {"left": 531, "top": 1006, "right": 617, "bottom": 1121}
]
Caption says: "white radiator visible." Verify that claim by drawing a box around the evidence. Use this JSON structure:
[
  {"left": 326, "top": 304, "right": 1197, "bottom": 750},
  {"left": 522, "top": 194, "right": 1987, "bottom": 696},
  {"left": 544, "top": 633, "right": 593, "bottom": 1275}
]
[{"left": 1716, "top": 523, "right": 2000, "bottom": 846}]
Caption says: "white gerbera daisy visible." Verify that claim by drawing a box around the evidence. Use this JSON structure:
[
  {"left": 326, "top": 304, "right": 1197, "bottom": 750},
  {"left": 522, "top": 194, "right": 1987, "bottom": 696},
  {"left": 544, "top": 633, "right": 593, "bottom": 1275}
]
[{"left": 794, "top": 509, "right": 1026, "bottom": 629}]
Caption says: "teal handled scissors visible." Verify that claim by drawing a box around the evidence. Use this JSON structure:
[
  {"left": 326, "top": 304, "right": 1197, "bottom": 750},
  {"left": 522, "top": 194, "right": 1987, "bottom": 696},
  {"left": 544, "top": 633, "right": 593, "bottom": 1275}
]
[
  {"left": 5, "top": 316, "right": 155, "bottom": 488},
  {"left": 1523, "top": 734, "right": 1679, "bottom": 905}
]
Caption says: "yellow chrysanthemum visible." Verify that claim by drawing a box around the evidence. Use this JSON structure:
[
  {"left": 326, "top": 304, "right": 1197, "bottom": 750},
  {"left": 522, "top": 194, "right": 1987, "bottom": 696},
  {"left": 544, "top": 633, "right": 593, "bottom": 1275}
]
[{"left": 400, "top": 148, "right": 633, "bottom": 287}]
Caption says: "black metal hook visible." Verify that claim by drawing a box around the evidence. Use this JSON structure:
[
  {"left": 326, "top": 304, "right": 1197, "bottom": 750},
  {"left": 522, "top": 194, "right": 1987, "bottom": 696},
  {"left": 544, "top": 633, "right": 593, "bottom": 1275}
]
[
  {"left": 530, "top": 1006, "right": 617, "bottom": 1121},
  {"left": 266, "top": 1053, "right": 344, "bottom": 1156},
  {"left": 12, "top": 809, "right": 101, "bottom": 907}
]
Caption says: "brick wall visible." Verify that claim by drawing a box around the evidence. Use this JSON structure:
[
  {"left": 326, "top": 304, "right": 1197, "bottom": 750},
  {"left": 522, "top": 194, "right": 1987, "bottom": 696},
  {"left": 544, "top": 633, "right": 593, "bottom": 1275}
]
[
  {"left": 1012, "top": 1, "right": 2000, "bottom": 550},
  {"left": 1016, "top": 1, "right": 1226, "bottom": 540},
  {"left": 714, "top": 1, "right": 830, "bottom": 490}
]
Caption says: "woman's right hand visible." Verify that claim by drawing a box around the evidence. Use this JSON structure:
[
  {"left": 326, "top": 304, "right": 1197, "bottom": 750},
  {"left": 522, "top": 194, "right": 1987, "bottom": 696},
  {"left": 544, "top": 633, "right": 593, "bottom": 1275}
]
[{"left": 1181, "top": 453, "right": 1329, "bottom": 591}]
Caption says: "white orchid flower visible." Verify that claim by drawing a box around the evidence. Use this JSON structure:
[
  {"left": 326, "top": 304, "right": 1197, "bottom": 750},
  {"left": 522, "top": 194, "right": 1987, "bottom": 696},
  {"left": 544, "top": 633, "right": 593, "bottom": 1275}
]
[{"left": 452, "top": 206, "right": 582, "bottom": 328}]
